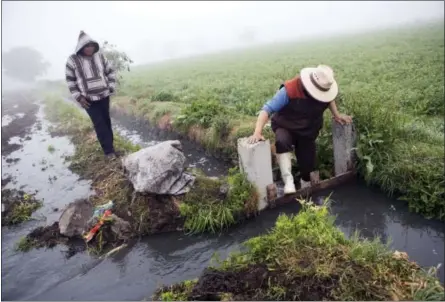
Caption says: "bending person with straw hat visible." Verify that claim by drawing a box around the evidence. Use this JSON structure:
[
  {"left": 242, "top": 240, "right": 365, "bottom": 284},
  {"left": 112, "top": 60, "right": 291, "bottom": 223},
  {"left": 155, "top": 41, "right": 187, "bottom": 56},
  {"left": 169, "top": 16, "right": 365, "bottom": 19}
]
[{"left": 248, "top": 65, "right": 352, "bottom": 194}]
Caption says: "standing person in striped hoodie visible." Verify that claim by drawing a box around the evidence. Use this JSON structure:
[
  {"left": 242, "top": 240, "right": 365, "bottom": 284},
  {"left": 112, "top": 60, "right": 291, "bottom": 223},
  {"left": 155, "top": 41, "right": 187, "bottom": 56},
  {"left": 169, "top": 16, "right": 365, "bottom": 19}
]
[{"left": 65, "top": 31, "right": 118, "bottom": 159}]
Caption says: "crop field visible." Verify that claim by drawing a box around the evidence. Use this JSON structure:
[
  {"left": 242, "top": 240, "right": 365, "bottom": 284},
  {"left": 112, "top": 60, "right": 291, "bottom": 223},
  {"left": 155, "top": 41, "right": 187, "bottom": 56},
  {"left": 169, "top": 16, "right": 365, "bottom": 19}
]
[{"left": 113, "top": 21, "right": 444, "bottom": 220}]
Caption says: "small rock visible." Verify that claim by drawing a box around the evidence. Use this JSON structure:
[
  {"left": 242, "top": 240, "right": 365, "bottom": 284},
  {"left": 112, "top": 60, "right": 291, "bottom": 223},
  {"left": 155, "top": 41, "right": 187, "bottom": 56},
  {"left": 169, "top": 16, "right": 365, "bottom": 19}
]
[
  {"left": 59, "top": 199, "right": 94, "bottom": 237},
  {"left": 219, "top": 183, "right": 230, "bottom": 198},
  {"left": 109, "top": 214, "right": 132, "bottom": 240}
]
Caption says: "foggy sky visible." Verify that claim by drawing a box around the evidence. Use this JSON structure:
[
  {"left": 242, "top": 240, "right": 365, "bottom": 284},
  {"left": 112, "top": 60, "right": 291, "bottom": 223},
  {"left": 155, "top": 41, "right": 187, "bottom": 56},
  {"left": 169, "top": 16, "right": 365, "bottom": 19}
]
[{"left": 2, "top": 1, "right": 444, "bottom": 81}]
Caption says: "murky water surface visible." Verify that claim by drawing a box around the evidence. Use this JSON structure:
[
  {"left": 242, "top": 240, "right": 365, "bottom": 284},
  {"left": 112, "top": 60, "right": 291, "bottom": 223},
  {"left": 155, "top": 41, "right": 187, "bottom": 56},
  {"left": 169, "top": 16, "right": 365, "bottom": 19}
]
[{"left": 2, "top": 97, "right": 444, "bottom": 301}]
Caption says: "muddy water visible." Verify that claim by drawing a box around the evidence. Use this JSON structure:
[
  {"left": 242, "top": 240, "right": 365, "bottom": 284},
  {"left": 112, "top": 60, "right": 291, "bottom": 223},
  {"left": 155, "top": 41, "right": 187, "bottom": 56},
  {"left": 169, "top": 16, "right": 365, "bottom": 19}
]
[
  {"left": 2, "top": 96, "right": 444, "bottom": 301},
  {"left": 111, "top": 114, "right": 230, "bottom": 177},
  {"left": 2, "top": 105, "right": 93, "bottom": 224}
]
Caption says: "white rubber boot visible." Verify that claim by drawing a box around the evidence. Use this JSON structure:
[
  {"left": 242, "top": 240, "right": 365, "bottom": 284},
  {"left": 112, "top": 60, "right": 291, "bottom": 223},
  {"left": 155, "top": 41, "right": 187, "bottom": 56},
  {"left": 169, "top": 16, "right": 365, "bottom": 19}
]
[{"left": 276, "top": 152, "right": 296, "bottom": 195}]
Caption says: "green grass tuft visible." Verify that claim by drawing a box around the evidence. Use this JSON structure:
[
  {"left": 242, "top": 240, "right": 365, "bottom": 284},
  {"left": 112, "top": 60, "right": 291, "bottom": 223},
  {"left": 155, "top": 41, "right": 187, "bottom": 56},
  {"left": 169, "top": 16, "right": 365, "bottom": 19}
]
[
  {"left": 15, "top": 236, "right": 36, "bottom": 252},
  {"left": 154, "top": 279, "right": 198, "bottom": 301},
  {"left": 1, "top": 190, "right": 43, "bottom": 226},
  {"left": 154, "top": 200, "right": 444, "bottom": 301},
  {"left": 180, "top": 168, "right": 258, "bottom": 234}
]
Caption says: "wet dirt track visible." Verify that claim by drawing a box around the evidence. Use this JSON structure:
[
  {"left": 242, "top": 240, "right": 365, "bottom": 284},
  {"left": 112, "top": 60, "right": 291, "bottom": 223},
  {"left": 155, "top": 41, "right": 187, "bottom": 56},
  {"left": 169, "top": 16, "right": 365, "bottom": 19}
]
[{"left": 1, "top": 92, "right": 444, "bottom": 301}]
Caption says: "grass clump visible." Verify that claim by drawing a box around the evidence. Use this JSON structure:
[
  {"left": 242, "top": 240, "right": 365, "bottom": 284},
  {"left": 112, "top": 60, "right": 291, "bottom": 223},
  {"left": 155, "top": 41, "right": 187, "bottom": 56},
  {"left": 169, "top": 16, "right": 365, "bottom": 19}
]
[
  {"left": 153, "top": 201, "right": 444, "bottom": 301},
  {"left": 111, "top": 97, "right": 184, "bottom": 126},
  {"left": 14, "top": 222, "right": 80, "bottom": 255},
  {"left": 175, "top": 99, "right": 232, "bottom": 129},
  {"left": 152, "top": 91, "right": 178, "bottom": 103},
  {"left": 7, "top": 202, "right": 42, "bottom": 225},
  {"left": 179, "top": 168, "right": 258, "bottom": 234},
  {"left": 153, "top": 279, "right": 197, "bottom": 301},
  {"left": 16, "top": 236, "right": 36, "bottom": 252},
  {"left": 47, "top": 144, "right": 56, "bottom": 153},
  {"left": 1, "top": 189, "right": 42, "bottom": 226}
]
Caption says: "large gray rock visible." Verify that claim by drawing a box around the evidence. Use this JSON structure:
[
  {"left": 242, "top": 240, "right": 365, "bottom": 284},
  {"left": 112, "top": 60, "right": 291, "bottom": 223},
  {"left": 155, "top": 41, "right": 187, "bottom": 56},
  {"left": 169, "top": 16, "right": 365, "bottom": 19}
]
[
  {"left": 59, "top": 199, "right": 94, "bottom": 237},
  {"left": 122, "top": 140, "right": 195, "bottom": 195}
]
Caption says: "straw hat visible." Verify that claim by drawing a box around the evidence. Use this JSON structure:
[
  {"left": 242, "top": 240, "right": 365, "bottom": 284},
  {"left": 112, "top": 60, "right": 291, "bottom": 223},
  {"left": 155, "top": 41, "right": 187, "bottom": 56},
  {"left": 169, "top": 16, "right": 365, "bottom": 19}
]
[{"left": 300, "top": 64, "right": 338, "bottom": 103}]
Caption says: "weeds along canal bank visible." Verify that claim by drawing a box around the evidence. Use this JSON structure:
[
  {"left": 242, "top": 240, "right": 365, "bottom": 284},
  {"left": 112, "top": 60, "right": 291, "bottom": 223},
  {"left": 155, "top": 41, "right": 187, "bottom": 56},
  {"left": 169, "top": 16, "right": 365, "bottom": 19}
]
[
  {"left": 152, "top": 202, "right": 444, "bottom": 301},
  {"left": 110, "top": 22, "right": 444, "bottom": 221},
  {"left": 17, "top": 95, "right": 259, "bottom": 255}
]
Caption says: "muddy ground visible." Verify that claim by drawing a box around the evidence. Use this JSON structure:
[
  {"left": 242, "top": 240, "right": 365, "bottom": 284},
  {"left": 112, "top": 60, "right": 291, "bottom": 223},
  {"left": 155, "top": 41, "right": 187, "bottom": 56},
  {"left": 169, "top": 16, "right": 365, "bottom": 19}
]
[
  {"left": 154, "top": 263, "right": 339, "bottom": 301},
  {"left": 2, "top": 92, "right": 39, "bottom": 157},
  {"left": 21, "top": 190, "right": 184, "bottom": 258}
]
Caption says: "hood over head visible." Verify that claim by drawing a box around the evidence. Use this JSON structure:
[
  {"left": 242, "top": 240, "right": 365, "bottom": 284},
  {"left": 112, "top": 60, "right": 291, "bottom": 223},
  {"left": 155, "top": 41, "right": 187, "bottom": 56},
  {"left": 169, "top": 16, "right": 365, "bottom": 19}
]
[{"left": 75, "top": 30, "right": 100, "bottom": 55}]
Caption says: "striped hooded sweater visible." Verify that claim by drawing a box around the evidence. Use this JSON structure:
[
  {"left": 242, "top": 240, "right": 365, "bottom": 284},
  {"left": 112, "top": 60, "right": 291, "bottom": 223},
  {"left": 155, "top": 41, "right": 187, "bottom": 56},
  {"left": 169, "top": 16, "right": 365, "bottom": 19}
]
[{"left": 65, "top": 31, "right": 116, "bottom": 102}]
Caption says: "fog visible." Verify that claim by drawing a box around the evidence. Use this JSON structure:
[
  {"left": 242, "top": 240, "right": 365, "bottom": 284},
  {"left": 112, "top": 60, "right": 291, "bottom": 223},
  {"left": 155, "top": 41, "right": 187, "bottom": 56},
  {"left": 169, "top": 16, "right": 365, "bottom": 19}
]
[{"left": 2, "top": 1, "right": 444, "bottom": 81}]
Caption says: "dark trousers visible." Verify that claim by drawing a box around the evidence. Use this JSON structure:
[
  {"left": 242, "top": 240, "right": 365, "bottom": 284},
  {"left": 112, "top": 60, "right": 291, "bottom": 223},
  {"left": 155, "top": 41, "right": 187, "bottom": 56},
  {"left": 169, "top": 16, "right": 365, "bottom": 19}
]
[
  {"left": 274, "top": 127, "right": 316, "bottom": 182},
  {"left": 85, "top": 97, "right": 114, "bottom": 155}
]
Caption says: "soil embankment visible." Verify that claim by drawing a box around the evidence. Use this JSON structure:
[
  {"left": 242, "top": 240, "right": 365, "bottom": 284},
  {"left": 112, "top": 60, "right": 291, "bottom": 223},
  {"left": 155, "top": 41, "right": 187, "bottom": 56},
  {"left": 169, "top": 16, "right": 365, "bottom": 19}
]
[
  {"left": 17, "top": 95, "right": 258, "bottom": 255},
  {"left": 153, "top": 203, "right": 445, "bottom": 301}
]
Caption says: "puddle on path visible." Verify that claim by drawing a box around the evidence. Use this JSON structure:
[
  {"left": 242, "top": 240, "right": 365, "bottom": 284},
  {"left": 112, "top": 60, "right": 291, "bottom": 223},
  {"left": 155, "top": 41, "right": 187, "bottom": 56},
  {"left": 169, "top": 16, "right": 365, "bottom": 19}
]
[{"left": 1, "top": 103, "right": 92, "bottom": 225}]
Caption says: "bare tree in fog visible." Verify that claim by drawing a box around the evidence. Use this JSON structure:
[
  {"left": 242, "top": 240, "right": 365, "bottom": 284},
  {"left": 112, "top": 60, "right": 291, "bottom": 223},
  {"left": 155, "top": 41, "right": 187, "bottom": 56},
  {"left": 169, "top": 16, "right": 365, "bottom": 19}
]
[
  {"left": 2, "top": 46, "right": 50, "bottom": 82},
  {"left": 101, "top": 41, "right": 133, "bottom": 86}
]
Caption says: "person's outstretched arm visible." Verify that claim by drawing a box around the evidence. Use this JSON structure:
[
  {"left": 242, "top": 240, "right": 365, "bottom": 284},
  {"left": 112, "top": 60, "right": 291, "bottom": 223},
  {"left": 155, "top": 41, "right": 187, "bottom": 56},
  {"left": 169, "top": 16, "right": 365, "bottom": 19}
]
[{"left": 248, "top": 87, "right": 289, "bottom": 143}]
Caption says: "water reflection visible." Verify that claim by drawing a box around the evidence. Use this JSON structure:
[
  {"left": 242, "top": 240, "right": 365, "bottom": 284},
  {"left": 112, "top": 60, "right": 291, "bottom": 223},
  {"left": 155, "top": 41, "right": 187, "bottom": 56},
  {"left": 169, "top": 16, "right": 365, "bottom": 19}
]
[{"left": 316, "top": 181, "right": 445, "bottom": 283}]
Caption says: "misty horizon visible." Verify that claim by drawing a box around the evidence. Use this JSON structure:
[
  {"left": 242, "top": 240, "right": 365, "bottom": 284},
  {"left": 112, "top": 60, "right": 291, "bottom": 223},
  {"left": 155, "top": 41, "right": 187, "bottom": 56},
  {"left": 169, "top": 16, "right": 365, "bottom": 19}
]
[{"left": 2, "top": 1, "right": 444, "bottom": 83}]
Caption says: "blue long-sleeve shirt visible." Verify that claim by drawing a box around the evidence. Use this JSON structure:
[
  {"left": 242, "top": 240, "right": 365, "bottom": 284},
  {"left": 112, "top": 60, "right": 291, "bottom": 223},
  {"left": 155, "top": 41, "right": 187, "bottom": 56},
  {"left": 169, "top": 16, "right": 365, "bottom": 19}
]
[{"left": 262, "top": 87, "right": 289, "bottom": 115}]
